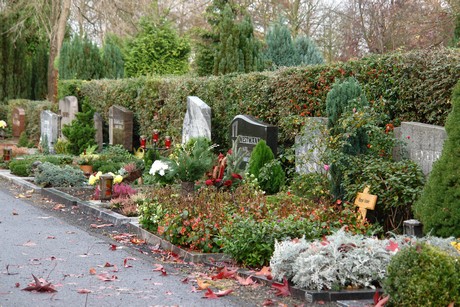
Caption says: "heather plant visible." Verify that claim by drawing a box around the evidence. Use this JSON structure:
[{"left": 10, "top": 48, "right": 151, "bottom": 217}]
[
  {"left": 414, "top": 80, "right": 460, "bottom": 237},
  {"left": 384, "top": 243, "right": 460, "bottom": 306}
]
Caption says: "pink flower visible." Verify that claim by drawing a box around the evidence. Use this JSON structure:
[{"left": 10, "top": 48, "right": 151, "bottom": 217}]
[
  {"left": 407, "top": 135, "right": 411, "bottom": 139},
  {"left": 323, "top": 164, "right": 330, "bottom": 171}
]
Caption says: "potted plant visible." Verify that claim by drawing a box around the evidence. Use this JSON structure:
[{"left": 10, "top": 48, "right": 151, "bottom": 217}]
[
  {"left": 150, "top": 137, "right": 216, "bottom": 195},
  {"left": 77, "top": 144, "right": 99, "bottom": 175}
]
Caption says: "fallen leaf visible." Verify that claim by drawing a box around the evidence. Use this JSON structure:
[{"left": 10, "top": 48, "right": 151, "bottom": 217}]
[
  {"left": 236, "top": 275, "right": 256, "bottom": 286},
  {"left": 255, "top": 266, "right": 272, "bottom": 280},
  {"left": 89, "top": 268, "right": 96, "bottom": 275},
  {"left": 15, "top": 283, "right": 20, "bottom": 288},
  {"left": 211, "top": 266, "right": 238, "bottom": 280},
  {"left": 373, "top": 289, "right": 381, "bottom": 305},
  {"left": 272, "top": 277, "right": 290, "bottom": 297},
  {"left": 190, "top": 286, "right": 198, "bottom": 293},
  {"left": 96, "top": 273, "right": 118, "bottom": 282},
  {"left": 17, "top": 194, "right": 26, "bottom": 198},
  {"left": 77, "top": 289, "right": 92, "bottom": 294},
  {"left": 262, "top": 299, "right": 275, "bottom": 306},
  {"left": 90, "top": 223, "right": 113, "bottom": 229},
  {"left": 22, "top": 241, "right": 37, "bottom": 247},
  {"left": 109, "top": 244, "right": 117, "bottom": 251},
  {"left": 152, "top": 264, "right": 167, "bottom": 276},
  {"left": 12, "top": 210, "right": 18, "bottom": 215},
  {"left": 386, "top": 240, "right": 399, "bottom": 252},
  {"left": 203, "top": 288, "right": 233, "bottom": 299},
  {"left": 22, "top": 274, "right": 57, "bottom": 293},
  {"left": 181, "top": 277, "right": 189, "bottom": 284},
  {"left": 46, "top": 236, "right": 56, "bottom": 239},
  {"left": 123, "top": 257, "right": 136, "bottom": 268},
  {"left": 52, "top": 204, "right": 65, "bottom": 210},
  {"left": 103, "top": 262, "right": 114, "bottom": 267},
  {"left": 196, "top": 279, "right": 211, "bottom": 290},
  {"left": 130, "top": 238, "right": 145, "bottom": 245}
]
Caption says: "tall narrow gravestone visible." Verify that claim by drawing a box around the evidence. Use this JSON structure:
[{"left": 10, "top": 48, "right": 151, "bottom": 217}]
[
  {"left": 40, "top": 110, "right": 59, "bottom": 153},
  {"left": 94, "top": 112, "right": 103, "bottom": 152},
  {"left": 12, "top": 107, "right": 26, "bottom": 137},
  {"left": 109, "top": 105, "right": 133, "bottom": 151},
  {"left": 295, "top": 117, "right": 328, "bottom": 174},
  {"left": 230, "top": 115, "right": 278, "bottom": 161},
  {"left": 58, "top": 96, "right": 79, "bottom": 137},
  {"left": 182, "top": 96, "right": 211, "bottom": 144}
]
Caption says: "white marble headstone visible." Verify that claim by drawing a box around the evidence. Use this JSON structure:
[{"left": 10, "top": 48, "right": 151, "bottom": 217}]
[{"left": 182, "top": 96, "right": 211, "bottom": 144}]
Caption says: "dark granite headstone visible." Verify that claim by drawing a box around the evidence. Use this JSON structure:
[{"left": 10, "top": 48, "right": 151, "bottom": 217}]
[
  {"left": 109, "top": 105, "right": 133, "bottom": 151},
  {"left": 230, "top": 115, "right": 278, "bottom": 159},
  {"left": 12, "top": 107, "right": 26, "bottom": 137}
]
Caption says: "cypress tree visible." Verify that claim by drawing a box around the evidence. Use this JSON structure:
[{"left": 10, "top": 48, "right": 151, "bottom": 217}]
[
  {"left": 101, "top": 36, "right": 124, "bottom": 79},
  {"left": 413, "top": 80, "right": 460, "bottom": 237},
  {"left": 59, "top": 35, "right": 102, "bottom": 80}
]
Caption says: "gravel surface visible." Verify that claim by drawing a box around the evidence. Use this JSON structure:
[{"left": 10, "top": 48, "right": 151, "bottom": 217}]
[{"left": 1, "top": 178, "right": 338, "bottom": 307}]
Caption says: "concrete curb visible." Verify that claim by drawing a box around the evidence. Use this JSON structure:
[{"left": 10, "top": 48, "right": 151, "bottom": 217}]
[{"left": 0, "top": 169, "right": 380, "bottom": 304}]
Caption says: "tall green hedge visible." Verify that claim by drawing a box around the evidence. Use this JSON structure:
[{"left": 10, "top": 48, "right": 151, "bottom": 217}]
[{"left": 58, "top": 48, "right": 460, "bottom": 151}]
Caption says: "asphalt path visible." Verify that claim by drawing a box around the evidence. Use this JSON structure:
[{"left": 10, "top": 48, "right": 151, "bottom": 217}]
[{"left": 0, "top": 185, "right": 253, "bottom": 307}]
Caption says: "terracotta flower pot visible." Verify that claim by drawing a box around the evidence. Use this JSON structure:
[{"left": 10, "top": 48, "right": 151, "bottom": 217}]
[{"left": 79, "top": 165, "right": 93, "bottom": 176}]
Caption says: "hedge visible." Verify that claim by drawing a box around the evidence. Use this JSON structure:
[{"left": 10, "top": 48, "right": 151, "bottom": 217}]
[{"left": 58, "top": 48, "right": 460, "bottom": 151}]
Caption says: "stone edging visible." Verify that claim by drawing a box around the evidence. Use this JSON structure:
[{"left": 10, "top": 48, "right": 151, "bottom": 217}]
[{"left": 0, "top": 169, "right": 380, "bottom": 303}]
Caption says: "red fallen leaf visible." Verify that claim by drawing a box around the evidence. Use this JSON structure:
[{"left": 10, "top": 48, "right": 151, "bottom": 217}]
[
  {"left": 112, "top": 265, "right": 119, "bottom": 272},
  {"left": 90, "top": 223, "right": 113, "bottom": 229},
  {"left": 181, "top": 277, "right": 189, "bottom": 284},
  {"left": 130, "top": 238, "right": 145, "bottom": 245},
  {"left": 15, "top": 283, "right": 20, "bottom": 288},
  {"left": 77, "top": 289, "right": 92, "bottom": 294},
  {"left": 272, "top": 277, "right": 291, "bottom": 297},
  {"left": 103, "top": 262, "right": 114, "bottom": 267},
  {"left": 375, "top": 295, "right": 389, "bottom": 307},
  {"left": 255, "top": 266, "right": 272, "bottom": 280},
  {"left": 236, "top": 275, "right": 256, "bottom": 286},
  {"left": 386, "top": 240, "right": 399, "bottom": 252},
  {"left": 124, "top": 257, "right": 136, "bottom": 268},
  {"left": 374, "top": 290, "right": 381, "bottom": 304},
  {"left": 203, "top": 288, "right": 233, "bottom": 299},
  {"left": 153, "top": 264, "right": 167, "bottom": 276},
  {"left": 46, "top": 236, "right": 56, "bottom": 239},
  {"left": 97, "top": 273, "right": 118, "bottom": 281},
  {"left": 22, "top": 274, "right": 57, "bottom": 293},
  {"left": 109, "top": 244, "right": 117, "bottom": 251},
  {"left": 89, "top": 268, "right": 96, "bottom": 275},
  {"left": 262, "top": 299, "right": 275, "bottom": 306}
]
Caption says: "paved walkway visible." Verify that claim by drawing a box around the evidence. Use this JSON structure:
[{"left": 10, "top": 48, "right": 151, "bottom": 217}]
[{"left": 0, "top": 184, "right": 249, "bottom": 307}]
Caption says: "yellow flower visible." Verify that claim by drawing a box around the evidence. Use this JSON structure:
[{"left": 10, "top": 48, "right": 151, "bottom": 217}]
[
  {"left": 0, "top": 120, "right": 6, "bottom": 129},
  {"left": 113, "top": 175, "right": 123, "bottom": 184},
  {"left": 88, "top": 171, "right": 102, "bottom": 185}
]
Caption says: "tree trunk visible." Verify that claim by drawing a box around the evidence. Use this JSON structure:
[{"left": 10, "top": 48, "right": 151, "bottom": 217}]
[{"left": 47, "top": 0, "right": 71, "bottom": 103}]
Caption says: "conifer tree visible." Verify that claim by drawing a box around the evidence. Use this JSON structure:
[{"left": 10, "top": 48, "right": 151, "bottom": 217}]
[
  {"left": 59, "top": 35, "right": 102, "bottom": 80},
  {"left": 294, "top": 36, "right": 324, "bottom": 65},
  {"left": 101, "top": 36, "right": 124, "bottom": 79},
  {"left": 414, "top": 80, "right": 460, "bottom": 237},
  {"left": 62, "top": 100, "right": 96, "bottom": 155},
  {"left": 264, "top": 20, "right": 296, "bottom": 68},
  {"left": 326, "top": 77, "right": 369, "bottom": 199}
]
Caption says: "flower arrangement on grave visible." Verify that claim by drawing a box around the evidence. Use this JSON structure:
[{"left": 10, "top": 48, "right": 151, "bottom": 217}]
[
  {"left": 0, "top": 120, "right": 7, "bottom": 138},
  {"left": 88, "top": 171, "right": 123, "bottom": 186},
  {"left": 149, "top": 137, "right": 216, "bottom": 191},
  {"left": 77, "top": 145, "right": 99, "bottom": 166}
]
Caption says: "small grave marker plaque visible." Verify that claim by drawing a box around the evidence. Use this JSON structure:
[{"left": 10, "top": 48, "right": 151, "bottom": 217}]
[
  {"left": 354, "top": 186, "right": 377, "bottom": 222},
  {"left": 230, "top": 115, "right": 278, "bottom": 160}
]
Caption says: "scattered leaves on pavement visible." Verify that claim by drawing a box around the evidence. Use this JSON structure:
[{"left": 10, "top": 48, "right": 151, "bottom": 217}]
[
  {"left": 22, "top": 274, "right": 57, "bottom": 293},
  {"left": 272, "top": 277, "right": 291, "bottom": 297}
]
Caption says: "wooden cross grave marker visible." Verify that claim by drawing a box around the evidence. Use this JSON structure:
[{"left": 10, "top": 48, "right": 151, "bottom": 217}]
[{"left": 354, "top": 186, "right": 377, "bottom": 223}]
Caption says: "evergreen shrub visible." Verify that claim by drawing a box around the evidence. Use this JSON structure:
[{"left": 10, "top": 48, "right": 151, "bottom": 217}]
[
  {"left": 414, "top": 80, "right": 460, "bottom": 237},
  {"left": 62, "top": 100, "right": 96, "bottom": 155},
  {"left": 383, "top": 243, "right": 460, "bottom": 306},
  {"left": 8, "top": 159, "right": 32, "bottom": 177},
  {"left": 34, "top": 162, "right": 86, "bottom": 187},
  {"left": 17, "top": 131, "right": 29, "bottom": 148},
  {"left": 257, "top": 159, "right": 285, "bottom": 194},
  {"left": 248, "top": 140, "right": 275, "bottom": 180}
]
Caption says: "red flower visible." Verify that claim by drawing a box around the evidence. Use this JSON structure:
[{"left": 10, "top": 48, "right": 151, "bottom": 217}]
[
  {"left": 205, "top": 179, "right": 214, "bottom": 186},
  {"left": 215, "top": 179, "right": 222, "bottom": 184},
  {"left": 231, "top": 173, "right": 242, "bottom": 180},
  {"left": 224, "top": 180, "right": 232, "bottom": 187}
]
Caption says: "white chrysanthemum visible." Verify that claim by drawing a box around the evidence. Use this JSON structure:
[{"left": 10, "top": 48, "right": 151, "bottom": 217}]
[{"left": 149, "top": 160, "right": 169, "bottom": 176}]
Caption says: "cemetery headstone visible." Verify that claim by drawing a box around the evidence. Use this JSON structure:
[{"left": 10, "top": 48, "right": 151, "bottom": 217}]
[
  {"left": 12, "top": 107, "right": 26, "bottom": 137},
  {"left": 230, "top": 115, "right": 278, "bottom": 160},
  {"left": 394, "top": 122, "right": 447, "bottom": 176},
  {"left": 109, "top": 105, "right": 133, "bottom": 151},
  {"left": 182, "top": 96, "right": 211, "bottom": 144},
  {"left": 58, "top": 96, "right": 79, "bottom": 138},
  {"left": 94, "top": 112, "right": 103, "bottom": 152},
  {"left": 40, "top": 110, "right": 59, "bottom": 154},
  {"left": 295, "top": 117, "right": 328, "bottom": 174}
]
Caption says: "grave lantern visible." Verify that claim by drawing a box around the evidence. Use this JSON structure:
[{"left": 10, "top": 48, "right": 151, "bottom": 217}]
[
  {"left": 165, "top": 136, "right": 171, "bottom": 149},
  {"left": 99, "top": 174, "right": 114, "bottom": 201},
  {"left": 140, "top": 135, "right": 147, "bottom": 149},
  {"left": 3, "top": 148, "right": 12, "bottom": 162},
  {"left": 152, "top": 130, "right": 159, "bottom": 144}
]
